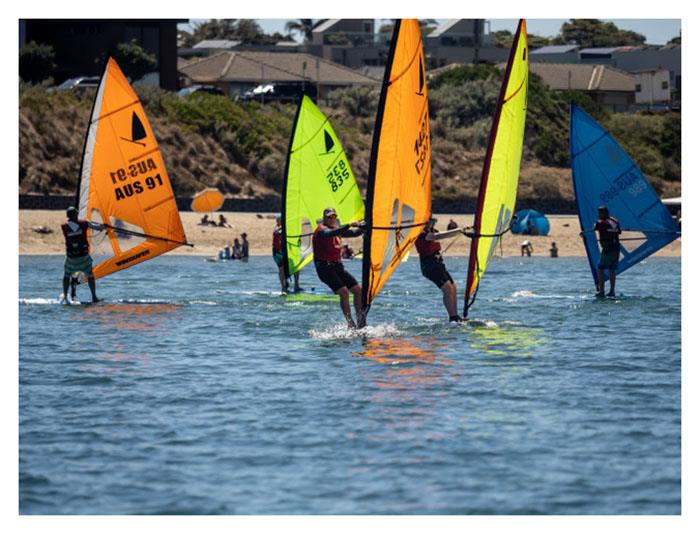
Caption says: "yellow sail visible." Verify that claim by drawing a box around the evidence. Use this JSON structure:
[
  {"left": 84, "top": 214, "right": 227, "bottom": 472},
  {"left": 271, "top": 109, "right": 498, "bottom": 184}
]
[
  {"left": 77, "top": 58, "right": 189, "bottom": 280},
  {"left": 361, "top": 19, "right": 432, "bottom": 314},
  {"left": 464, "top": 19, "right": 528, "bottom": 317}
]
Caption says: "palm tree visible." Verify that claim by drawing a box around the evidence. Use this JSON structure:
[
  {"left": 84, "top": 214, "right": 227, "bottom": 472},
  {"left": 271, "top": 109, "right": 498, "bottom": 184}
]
[{"left": 285, "top": 19, "right": 327, "bottom": 43}]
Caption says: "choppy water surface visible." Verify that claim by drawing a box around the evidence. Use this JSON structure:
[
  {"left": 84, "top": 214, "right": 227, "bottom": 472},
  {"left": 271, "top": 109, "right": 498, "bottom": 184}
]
[{"left": 19, "top": 255, "right": 681, "bottom": 514}]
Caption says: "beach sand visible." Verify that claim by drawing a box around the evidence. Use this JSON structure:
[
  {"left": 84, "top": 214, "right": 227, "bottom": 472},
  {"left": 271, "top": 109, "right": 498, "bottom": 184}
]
[{"left": 19, "top": 210, "right": 680, "bottom": 258}]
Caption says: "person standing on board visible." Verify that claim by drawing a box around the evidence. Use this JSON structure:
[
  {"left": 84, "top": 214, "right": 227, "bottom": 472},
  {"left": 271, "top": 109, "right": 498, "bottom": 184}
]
[
  {"left": 415, "top": 218, "right": 465, "bottom": 323},
  {"left": 593, "top": 205, "right": 622, "bottom": 297},
  {"left": 272, "top": 216, "right": 300, "bottom": 294},
  {"left": 312, "top": 207, "right": 365, "bottom": 328},
  {"left": 61, "top": 206, "right": 100, "bottom": 303}
]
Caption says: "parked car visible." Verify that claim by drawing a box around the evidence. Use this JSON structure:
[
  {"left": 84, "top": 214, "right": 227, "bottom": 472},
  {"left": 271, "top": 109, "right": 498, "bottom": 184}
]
[
  {"left": 241, "top": 83, "right": 313, "bottom": 102},
  {"left": 177, "top": 85, "right": 224, "bottom": 97},
  {"left": 50, "top": 76, "right": 100, "bottom": 92}
]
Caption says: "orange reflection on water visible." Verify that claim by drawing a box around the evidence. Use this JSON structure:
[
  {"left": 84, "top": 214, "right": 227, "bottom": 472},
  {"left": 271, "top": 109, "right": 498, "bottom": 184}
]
[
  {"left": 73, "top": 302, "right": 181, "bottom": 332},
  {"left": 353, "top": 337, "right": 453, "bottom": 390}
]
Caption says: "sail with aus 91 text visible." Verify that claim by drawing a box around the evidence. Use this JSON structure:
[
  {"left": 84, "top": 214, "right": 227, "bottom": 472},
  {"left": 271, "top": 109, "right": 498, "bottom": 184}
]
[{"left": 77, "top": 57, "right": 190, "bottom": 280}]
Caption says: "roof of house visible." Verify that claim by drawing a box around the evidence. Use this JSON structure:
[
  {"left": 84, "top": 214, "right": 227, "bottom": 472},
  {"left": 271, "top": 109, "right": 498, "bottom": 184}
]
[
  {"left": 579, "top": 47, "right": 620, "bottom": 55},
  {"left": 428, "top": 19, "right": 462, "bottom": 37},
  {"left": 179, "top": 51, "right": 380, "bottom": 86},
  {"left": 530, "top": 45, "right": 579, "bottom": 55},
  {"left": 193, "top": 39, "right": 241, "bottom": 49},
  {"left": 524, "top": 62, "right": 636, "bottom": 92},
  {"left": 312, "top": 19, "right": 341, "bottom": 34}
]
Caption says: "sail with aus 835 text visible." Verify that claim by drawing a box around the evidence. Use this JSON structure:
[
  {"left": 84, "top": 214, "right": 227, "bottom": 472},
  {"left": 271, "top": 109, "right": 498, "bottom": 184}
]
[
  {"left": 77, "top": 57, "right": 191, "bottom": 280},
  {"left": 361, "top": 18, "right": 432, "bottom": 318},
  {"left": 464, "top": 19, "right": 529, "bottom": 318},
  {"left": 570, "top": 103, "right": 680, "bottom": 283},
  {"left": 281, "top": 95, "right": 364, "bottom": 279}
]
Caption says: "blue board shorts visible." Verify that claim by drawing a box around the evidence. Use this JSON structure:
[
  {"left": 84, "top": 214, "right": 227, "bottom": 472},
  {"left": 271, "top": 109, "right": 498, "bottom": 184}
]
[
  {"left": 420, "top": 254, "right": 454, "bottom": 288},
  {"left": 598, "top": 243, "right": 620, "bottom": 269},
  {"left": 273, "top": 250, "right": 284, "bottom": 268},
  {"left": 64, "top": 255, "right": 94, "bottom": 277}
]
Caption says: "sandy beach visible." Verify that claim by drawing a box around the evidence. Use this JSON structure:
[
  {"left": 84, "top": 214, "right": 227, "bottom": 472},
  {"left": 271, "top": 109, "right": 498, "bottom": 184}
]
[{"left": 19, "top": 210, "right": 680, "bottom": 258}]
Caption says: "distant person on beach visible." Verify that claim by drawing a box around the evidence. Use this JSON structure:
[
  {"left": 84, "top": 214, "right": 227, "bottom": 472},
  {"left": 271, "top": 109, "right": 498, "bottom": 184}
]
[
  {"left": 593, "top": 205, "right": 621, "bottom": 297},
  {"left": 232, "top": 238, "right": 242, "bottom": 259},
  {"left": 200, "top": 214, "right": 210, "bottom": 226},
  {"left": 549, "top": 241, "right": 559, "bottom": 258},
  {"left": 272, "top": 216, "right": 300, "bottom": 293},
  {"left": 240, "top": 233, "right": 249, "bottom": 260},
  {"left": 61, "top": 206, "right": 100, "bottom": 303},
  {"left": 415, "top": 217, "right": 466, "bottom": 323},
  {"left": 446, "top": 219, "right": 458, "bottom": 230},
  {"left": 218, "top": 214, "right": 232, "bottom": 228},
  {"left": 312, "top": 207, "right": 365, "bottom": 328},
  {"left": 521, "top": 240, "right": 533, "bottom": 257}
]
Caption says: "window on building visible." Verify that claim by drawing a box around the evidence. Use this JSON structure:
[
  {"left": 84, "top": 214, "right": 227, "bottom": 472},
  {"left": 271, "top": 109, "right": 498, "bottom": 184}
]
[
  {"left": 635, "top": 84, "right": 642, "bottom": 92},
  {"left": 662, "top": 81, "right": 669, "bottom": 90}
]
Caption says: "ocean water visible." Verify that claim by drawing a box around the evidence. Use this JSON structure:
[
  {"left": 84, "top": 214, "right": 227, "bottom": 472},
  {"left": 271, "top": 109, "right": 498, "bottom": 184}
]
[{"left": 19, "top": 254, "right": 681, "bottom": 514}]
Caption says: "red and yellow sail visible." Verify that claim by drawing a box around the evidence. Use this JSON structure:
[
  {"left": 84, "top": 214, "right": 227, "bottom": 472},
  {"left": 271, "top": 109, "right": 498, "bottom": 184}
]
[
  {"left": 77, "top": 58, "right": 188, "bottom": 279},
  {"left": 361, "top": 19, "right": 432, "bottom": 314},
  {"left": 464, "top": 20, "right": 528, "bottom": 316}
]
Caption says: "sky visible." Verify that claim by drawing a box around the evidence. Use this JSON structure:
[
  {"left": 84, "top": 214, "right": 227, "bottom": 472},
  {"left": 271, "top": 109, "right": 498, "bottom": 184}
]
[{"left": 249, "top": 19, "right": 681, "bottom": 46}]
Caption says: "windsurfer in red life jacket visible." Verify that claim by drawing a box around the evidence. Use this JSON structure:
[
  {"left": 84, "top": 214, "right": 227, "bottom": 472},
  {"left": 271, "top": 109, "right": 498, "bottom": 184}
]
[
  {"left": 273, "top": 216, "right": 301, "bottom": 294},
  {"left": 415, "top": 217, "right": 468, "bottom": 322},
  {"left": 593, "top": 205, "right": 622, "bottom": 297},
  {"left": 312, "top": 207, "right": 365, "bottom": 328},
  {"left": 60, "top": 206, "right": 102, "bottom": 303}
]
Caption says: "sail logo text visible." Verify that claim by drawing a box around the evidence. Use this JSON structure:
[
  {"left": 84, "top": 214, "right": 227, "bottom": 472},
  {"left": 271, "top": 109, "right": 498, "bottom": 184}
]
[
  {"left": 599, "top": 169, "right": 647, "bottom": 204},
  {"left": 414, "top": 112, "right": 429, "bottom": 175},
  {"left": 110, "top": 158, "right": 158, "bottom": 183},
  {"left": 113, "top": 173, "right": 165, "bottom": 201},
  {"left": 326, "top": 159, "right": 350, "bottom": 192}
]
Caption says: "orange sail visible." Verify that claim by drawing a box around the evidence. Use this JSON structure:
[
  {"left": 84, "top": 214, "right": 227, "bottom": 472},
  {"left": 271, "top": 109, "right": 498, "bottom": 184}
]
[
  {"left": 361, "top": 19, "right": 432, "bottom": 315},
  {"left": 77, "top": 58, "right": 190, "bottom": 279}
]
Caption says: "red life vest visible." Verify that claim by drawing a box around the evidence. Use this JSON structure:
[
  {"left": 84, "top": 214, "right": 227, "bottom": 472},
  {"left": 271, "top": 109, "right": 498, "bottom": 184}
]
[
  {"left": 313, "top": 224, "right": 342, "bottom": 262},
  {"left": 61, "top": 220, "right": 90, "bottom": 258},
  {"left": 415, "top": 231, "right": 441, "bottom": 257},
  {"left": 272, "top": 227, "right": 282, "bottom": 252},
  {"left": 595, "top": 216, "right": 621, "bottom": 244}
]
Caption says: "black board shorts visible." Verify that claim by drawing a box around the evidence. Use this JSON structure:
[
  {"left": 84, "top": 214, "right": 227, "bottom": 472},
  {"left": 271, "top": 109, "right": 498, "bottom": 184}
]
[
  {"left": 420, "top": 254, "right": 453, "bottom": 288},
  {"left": 314, "top": 260, "right": 358, "bottom": 293}
]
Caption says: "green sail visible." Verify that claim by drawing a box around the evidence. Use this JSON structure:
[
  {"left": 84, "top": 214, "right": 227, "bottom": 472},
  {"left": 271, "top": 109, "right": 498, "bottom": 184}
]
[{"left": 281, "top": 95, "right": 365, "bottom": 278}]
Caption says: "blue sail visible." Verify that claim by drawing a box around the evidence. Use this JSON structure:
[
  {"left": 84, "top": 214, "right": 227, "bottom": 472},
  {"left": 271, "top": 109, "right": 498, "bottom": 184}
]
[{"left": 570, "top": 103, "right": 680, "bottom": 282}]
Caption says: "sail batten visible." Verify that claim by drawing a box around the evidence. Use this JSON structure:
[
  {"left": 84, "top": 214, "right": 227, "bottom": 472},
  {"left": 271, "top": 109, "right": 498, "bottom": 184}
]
[
  {"left": 464, "top": 19, "right": 529, "bottom": 317},
  {"left": 570, "top": 103, "right": 680, "bottom": 282},
  {"left": 281, "top": 95, "right": 364, "bottom": 279},
  {"left": 77, "top": 57, "right": 188, "bottom": 280}
]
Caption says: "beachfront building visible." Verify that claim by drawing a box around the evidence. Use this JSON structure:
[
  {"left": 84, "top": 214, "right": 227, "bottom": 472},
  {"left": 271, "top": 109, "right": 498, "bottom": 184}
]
[
  {"left": 19, "top": 19, "right": 182, "bottom": 90},
  {"left": 527, "top": 62, "right": 636, "bottom": 112},
  {"left": 178, "top": 50, "right": 379, "bottom": 100},
  {"left": 424, "top": 19, "right": 509, "bottom": 68},
  {"left": 529, "top": 44, "right": 681, "bottom": 105}
]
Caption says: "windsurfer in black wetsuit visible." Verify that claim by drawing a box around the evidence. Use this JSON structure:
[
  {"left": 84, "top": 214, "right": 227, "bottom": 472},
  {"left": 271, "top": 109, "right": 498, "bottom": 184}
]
[
  {"left": 61, "top": 206, "right": 102, "bottom": 303},
  {"left": 312, "top": 207, "right": 365, "bottom": 328},
  {"left": 415, "top": 217, "right": 468, "bottom": 322}
]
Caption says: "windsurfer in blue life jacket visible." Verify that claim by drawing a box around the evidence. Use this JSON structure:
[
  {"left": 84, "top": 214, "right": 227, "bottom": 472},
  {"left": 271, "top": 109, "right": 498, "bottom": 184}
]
[
  {"left": 61, "top": 206, "right": 102, "bottom": 303},
  {"left": 312, "top": 207, "right": 365, "bottom": 328},
  {"left": 593, "top": 205, "right": 622, "bottom": 297},
  {"left": 415, "top": 217, "right": 469, "bottom": 322}
]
